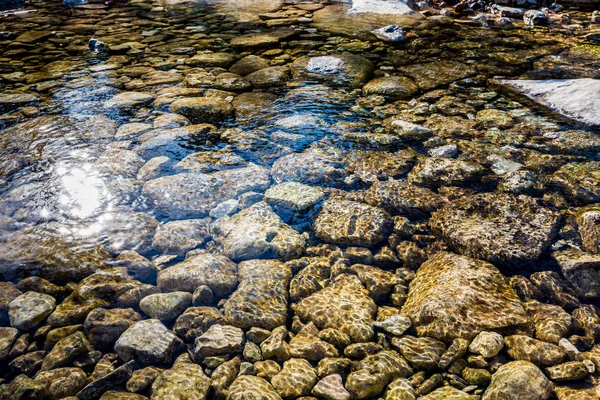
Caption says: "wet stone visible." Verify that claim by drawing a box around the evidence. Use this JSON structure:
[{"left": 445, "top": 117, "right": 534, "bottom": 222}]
[
  {"left": 150, "top": 362, "right": 210, "bottom": 400},
  {"left": 212, "top": 202, "right": 307, "bottom": 262},
  {"left": 391, "top": 335, "right": 446, "bottom": 371},
  {"left": 228, "top": 375, "right": 282, "bottom": 400},
  {"left": 311, "top": 374, "right": 350, "bottom": 400},
  {"left": 114, "top": 319, "right": 183, "bottom": 367},
  {"left": 292, "top": 54, "right": 374, "bottom": 88},
  {"left": 468, "top": 331, "right": 504, "bottom": 358},
  {"left": 170, "top": 97, "right": 233, "bottom": 124},
  {"left": 421, "top": 387, "right": 478, "bottom": 400},
  {"left": 482, "top": 361, "right": 553, "bottom": 400},
  {"left": 524, "top": 300, "right": 572, "bottom": 344},
  {"left": 401, "top": 252, "right": 531, "bottom": 341},
  {"left": 9, "top": 292, "right": 55, "bottom": 331},
  {"left": 265, "top": 182, "right": 325, "bottom": 222},
  {"left": 272, "top": 358, "right": 318, "bottom": 398},
  {"left": 314, "top": 199, "right": 393, "bottom": 248},
  {"left": 34, "top": 367, "right": 87, "bottom": 400},
  {"left": 553, "top": 248, "right": 600, "bottom": 300},
  {"left": 193, "top": 324, "right": 244, "bottom": 361},
  {"left": 41, "top": 331, "right": 92, "bottom": 371},
  {"left": 83, "top": 307, "right": 142, "bottom": 348},
  {"left": 546, "top": 361, "right": 589, "bottom": 382},
  {"left": 430, "top": 193, "right": 560, "bottom": 267},
  {"left": 504, "top": 335, "right": 566, "bottom": 367},
  {"left": 0, "top": 327, "right": 19, "bottom": 362},
  {"left": 139, "top": 292, "right": 192, "bottom": 322}
]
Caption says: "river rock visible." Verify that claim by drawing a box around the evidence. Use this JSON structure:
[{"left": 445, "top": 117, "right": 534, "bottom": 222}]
[
  {"left": 421, "top": 387, "right": 478, "bottom": 400},
  {"left": 115, "top": 319, "right": 183, "bottom": 366},
  {"left": 142, "top": 164, "right": 270, "bottom": 219},
  {"left": 345, "top": 350, "right": 413, "bottom": 399},
  {"left": 391, "top": 335, "right": 446, "bottom": 371},
  {"left": 312, "top": 374, "right": 350, "bottom": 400},
  {"left": 363, "top": 76, "right": 418, "bottom": 99},
  {"left": 294, "top": 274, "right": 377, "bottom": 342},
  {"left": 292, "top": 54, "right": 374, "bottom": 87},
  {"left": 34, "top": 368, "right": 87, "bottom": 399},
  {"left": 272, "top": 358, "right": 318, "bottom": 398},
  {"left": 151, "top": 219, "right": 210, "bottom": 255},
  {"left": 223, "top": 260, "right": 292, "bottom": 330},
  {"left": 468, "top": 331, "right": 504, "bottom": 358},
  {"left": 185, "top": 52, "right": 236, "bottom": 67},
  {"left": 77, "top": 361, "right": 135, "bottom": 400},
  {"left": 157, "top": 250, "right": 237, "bottom": 297},
  {"left": 150, "top": 362, "right": 210, "bottom": 400},
  {"left": 264, "top": 182, "right": 325, "bottom": 222},
  {"left": 401, "top": 252, "right": 531, "bottom": 341},
  {"left": 553, "top": 248, "right": 600, "bottom": 300},
  {"left": 212, "top": 202, "right": 307, "bottom": 261},
  {"left": 104, "top": 92, "right": 154, "bottom": 110},
  {"left": 139, "top": 292, "right": 192, "bottom": 321},
  {"left": 228, "top": 376, "right": 282, "bottom": 400},
  {"left": 271, "top": 147, "right": 348, "bottom": 187},
  {"left": 552, "top": 162, "right": 600, "bottom": 204},
  {"left": 504, "top": 335, "right": 566, "bottom": 367},
  {"left": 430, "top": 193, "right": 560, "bottom": 267},
  {"left": 0, "top": 375, "right": 46, "bottom": 400},
  {"left": 246, "top": 66, "right": 290, "bottom": 88},
  {"left": 371, "top": 25, "right": 405, "bottom": 42},
  {"left": 41, "top": 331, "right": 93, "bottom": 371},
  {"left": 408, "top": 157, "right": 483, "bottom": 188},
  {"left": 84, "top": 307, "right": 142, "bottom": 348},
  {"left": 546, "top": 361, "right": 589, "bottom": 382},
  {"left": 193, "top": 324, "right": 244, "bottom": 361},
  {"left": 0, "top": 327, "right": 19, "bottom": 361},
  {"left": 230, "top": 55, "right": 271, "bottom": 76},
  {"left": 170, "top": 98, "right": 233, "bottom": 124},
  {"left": 482, "top": 361, "right": 553, "bottom": 400},
  {"left": 314, "top": 199, "right": 393, "bottom": 248},
  {"left": 399, "top": 61, "right": 475, "bottom": 91},
  {"left": 173, "top": 306, "right": 226, "bottom": 343},
  {"left": 9, "top": 292, "right": 55, "bottom": 331}
]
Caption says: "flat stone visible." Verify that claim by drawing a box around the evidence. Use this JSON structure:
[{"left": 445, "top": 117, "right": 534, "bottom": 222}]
[
  {"left": 430, "top": 193, "right": 560, "bottom": 267},
  {"left": 363, "top": 76, "right": 418, "bottom": 99},
  {"left": 115, "top": 319, "right": 183, "bottom": 366},
  {"left": 185, "top": 52, "right": 236, "bottom": 67},
  {"left": 77, "top": 361, "right": 135, "bottom": 400},
  {"left": 312, "top": 374, "right": 350, "bottom": 400},
  {"left": 170, "top": 97, "right": 233, "bottom": 124},
  {"left": 401, "top": 252, "right": 531, "bottom": 341},
  {"left": 552, "top": 162, "right": 600, "bottom": 205},
  {"left": 292, "top": 54, "right": 374, "bottom": 88},
  {"left": 157, "top": 250, "right": 237, "bottom": 297},
  {"left": 391, "top": 335, "right": 446, "bottom": 371},
  {"left": 553, "top": 248, "right": 600, "bottom": 300},
  {"left": 505, "top": 335, "right": 566, "bottom": 367},
  {"left": 15, "top": 30, "right": 53, "bottom": 43},
  {"left": 151, "top": 363, "right": 210, "bottom": 400},
  {"left": 104, "top": 92, "right": 154, "bottom": 110},
  {"left": 314, "top": 199, "right": 393, "bottom": 248},
  {"left": 399, "top": 61, "right": 476, "bottom": 91},
  {"left": 546, "top": 361, "right": 589, "bottom": 382},
  {"left": 139, "top": 292, "right": 192, "bottom": 321},
  {"left": 264, "top": 182, "right": 325, "bottom": 222},
  {"left": 421, "top": 387, "right": 478, "bottom": 400},
  {"left": 498, "top": 78, "right": 600, "bottom": 127}
]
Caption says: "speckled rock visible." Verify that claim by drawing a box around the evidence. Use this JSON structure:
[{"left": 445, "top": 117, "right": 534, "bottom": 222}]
[
  {"left": 212, "top": 202, "right": 307, "bottom": 262},
  {"left": 115, "top": 252, "right": 158, "bottom": 284},
  {"left": 0, "top": 375, "right": 45, "bottom": 400},
  {"left": 246, "top": 66, "right": 290, "bottom": 88},
  {"left": 384, "top": 378, "right": 415, "bottom": 400},
  {"left": 127, "top": 367, "right": 162, "bottom": 394},
  {"left": 345, "top": 350, "right": 413, "bottom": 399},
  {"left": 552, "top": 162, "right": 600, "bottom": 204},
  {"left": 546, "top": 361, "right": 589, "bottom": 381},
  {"left": 9, "top": 291, "right": 55, "bottom": 330},
  {"left": 504, "top": 335, "right": 566, "bottom": 367},
  {"left": 34, "top": 368, "right": 87, "bottom": 399},
  {"left": 152, "top": 219, "right": 211, "bottom": 255},
  {"left": 294, "top": 274, "right": 377, "bottom": 343},
  {"left": 312, "top": 374, "right": 350, "bottom": 400},
  {"left": 271, "top": 147, "right": 348, "bottom": 187},
  {"left": 373, "top": 315, "right": 412, "bottom": 336},
  {"left": 0, "top": 282, "right": 21, "bottom": 325},
  {"left": 0, "top": 327, "right": 18, "bottom": 361},
  {"left": 289, "top": 257, "right": 332, "bottom": 302},
  {"left": 256, "top": 360, "right": 282, "bottom": 380},
  {"left": 314, "top": 199, "right": 393, "bottom": 248},
  {"left": 223, "top": 260, "right": 292, "bottom": 330},
  {"left": 264, "top": 182, "right": 325, "bottom": 223},
  {"left": 289, "top": 328, "right": 339, "bottom": 360},
  {"left": 100, "top": 391, "right": 149, "bottom": 400},
  {"left": 139, "top": 292, "right": 192, "bottom": 321},
  {"left": 228, "top": 376, "right": 282, "bottom": 400},
  {"left": 115, "top": 319, "right": 183, "bottom": 366},
  {"left": 157, "top": 250, "right": 237, "bottom": 297},
  {"left": 261, "top": 326, "right": 291, "bottom": 361},
  {"left": 577, "top": 210, "right": 600, "bottom": 254},
  {"left": 75, "top": 268, "right": 140, "bottom": 303},
  {"left": 84, "top": 307, "right": 142, "bottom": 348},
  {"left": 391, "top": 336, "right": 446, "bottom": 371},
  {"left": 211, "top": 356, "right": 241, "bottom": 398},
  {"left": 430, "top": 193, "right": 560, "bottom": 267},
  {"left": 141, "top": 164, "right": 270, "bottom": 219},
  {"left": 401, "top": 252, "right": 531, "bottom": 341},
  {"left": 151, "top": 363, "right": 210, "bottom": 400},
  {"left": 468, "top": 331, "right": 504, "bottom": 358},
  {"left": 482, "top": 361, "right": 553, "bottom": 400},
  {"left": 272, "top": 358, "right": 318, "bottom": 398}
]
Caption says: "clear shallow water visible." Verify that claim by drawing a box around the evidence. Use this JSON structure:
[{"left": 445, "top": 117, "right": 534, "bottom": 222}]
[{"left": 0, "top": 0, "right": 600, "bottom": 396}]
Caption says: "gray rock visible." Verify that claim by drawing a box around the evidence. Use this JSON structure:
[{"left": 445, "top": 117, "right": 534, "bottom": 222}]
[
  {"left": 193, "top": 324, "right": 244, "bottom": 361},
  {"left": 212, "top": 202, "right": 307, "bottom": 262},
  {"left": 371, "top": 25, "right": 405, "bottom": 42},
  {"left": 9, "top": 292, "right": 56, "bottom": 331},
  {"left": 553, "top": 248, "right": 600, "bottom": 300},
  {"left": 523, "top": 10, "right": 549, "bottom": 26},
  {"left": 115, "top": 319, "right": 183, "bottom": 366},
  {"left": 104, "top": 92, "right": 154, "bottom": 110},
  {"left": 157, "top": 250, "right": 237, "bottom": 297},
  {"left": 468, "top": 331, "right": 505, "bottom": 358},
  {"left": 152, "top": 219, "right": 210, "bottom": 255},
  {"left": 0, "top": 327, "right": 19, "bottom": 362},
  {"left": 374, "top": 315, "right": 412, "bottom": 336}
]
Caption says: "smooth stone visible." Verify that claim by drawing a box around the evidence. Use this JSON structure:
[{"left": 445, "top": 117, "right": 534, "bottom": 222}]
[
  {"left": 482, "top": 361, "right": 553, "bottom": 400},
  {"left": 152, "top": 219, "right": 210, "bottom": 255},
  {"left": 104, "top": 92, "right": 154, "bottom": 109},
  {"left": 468, "top": 331, "right": 505, "bottom": 358},
  {"left": 363, "top": 76, "right": 418, "bottom": 99},
  {"left": 151, "top": 363, "right": 210, "bottom": 400},
  {"left": 115, "top": 319, "right": 183, "bottom": 366},
  {"left": 139, "top": 292, "right": 192, "bottom": 321},
  {"left": 9, "top": 292, "right": 56, "bottom": 331},
  {"left": 193, "top": 324, "right": 244, "bottom": 361}
]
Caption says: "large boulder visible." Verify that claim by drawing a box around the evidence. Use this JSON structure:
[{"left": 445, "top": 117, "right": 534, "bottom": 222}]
[
  {"left": 430, "top": 193, "right": 560, "bottom": 267},
  {"left": 314, "top": 199, "right": 393, "bottom": 248},
  {"left": 115, "top": 319, "right": 183, "bottom": 366},
  {"left": 141, "top": 164, "right": 270, "bottom": 219},
  {"left": 157, "top": 250, "right": 237, "bottom": 297},
  {"left": 401, "top": 252, "right": 531, "bottom": 341},
  {"left": 212, "top": 202, "right": 307, "bottom": 262},
  {"left": 482, "top": 361, "right": 553, "bottom": 400},
  {"left": 223, "top": 260, "right": 292, "bottom": 330}
]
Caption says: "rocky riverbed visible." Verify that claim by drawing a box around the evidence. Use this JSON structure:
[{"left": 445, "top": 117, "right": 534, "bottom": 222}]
[{"left": 0, "top": 0, "right": 600, "bottom": 399}]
